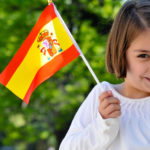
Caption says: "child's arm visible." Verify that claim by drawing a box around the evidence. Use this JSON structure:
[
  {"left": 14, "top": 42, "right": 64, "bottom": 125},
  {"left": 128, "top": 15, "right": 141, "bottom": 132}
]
[{"left": 59, "top": 84, "right": 120, "bottom": 150}]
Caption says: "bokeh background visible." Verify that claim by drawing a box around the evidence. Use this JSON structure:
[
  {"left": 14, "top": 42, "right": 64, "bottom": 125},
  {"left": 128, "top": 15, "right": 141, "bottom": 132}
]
[{"left": 0, "top": 0, "right": 124, "bottom": 149}]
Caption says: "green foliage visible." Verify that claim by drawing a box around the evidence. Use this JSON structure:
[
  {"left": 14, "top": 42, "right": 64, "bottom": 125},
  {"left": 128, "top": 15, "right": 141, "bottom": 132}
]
[{"left": 0, "top": 0, "right": 123, "bottom": 149}]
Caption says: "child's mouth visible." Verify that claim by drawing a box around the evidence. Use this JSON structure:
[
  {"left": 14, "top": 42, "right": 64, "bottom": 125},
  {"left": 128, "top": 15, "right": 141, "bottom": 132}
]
[{"left": 145, "top": 77, "right": 150, "bottom": 82}]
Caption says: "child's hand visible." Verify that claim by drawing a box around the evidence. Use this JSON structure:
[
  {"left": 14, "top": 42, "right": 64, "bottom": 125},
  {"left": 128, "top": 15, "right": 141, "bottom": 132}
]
[{"left": 99, "top": 91, "right": 121, "bottom": 119}]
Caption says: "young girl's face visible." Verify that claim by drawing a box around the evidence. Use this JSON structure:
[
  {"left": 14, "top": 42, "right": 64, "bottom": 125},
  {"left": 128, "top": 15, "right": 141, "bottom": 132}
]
[{"left": 125, "top": 28, "right": 150, "bottom": 98}]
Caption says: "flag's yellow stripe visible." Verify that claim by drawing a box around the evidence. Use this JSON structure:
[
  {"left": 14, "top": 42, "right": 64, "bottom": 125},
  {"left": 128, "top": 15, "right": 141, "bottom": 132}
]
[
  {"left": 6, "top": 17, "right": 73, "bottom": 99},
  {"left": 53, "top": 18, "right": 73, "bottom": 50}
]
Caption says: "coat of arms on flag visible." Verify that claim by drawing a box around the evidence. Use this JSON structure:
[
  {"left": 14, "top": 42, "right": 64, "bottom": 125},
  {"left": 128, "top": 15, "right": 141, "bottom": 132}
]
[{"left": 37, "top": 29, "right": 63, "bottom": 61}]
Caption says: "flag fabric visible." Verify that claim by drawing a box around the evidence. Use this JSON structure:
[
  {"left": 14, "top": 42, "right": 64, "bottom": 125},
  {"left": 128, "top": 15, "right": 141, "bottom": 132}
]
[{"left": 0, "top": 2, "right": 80, "bottom": 104}]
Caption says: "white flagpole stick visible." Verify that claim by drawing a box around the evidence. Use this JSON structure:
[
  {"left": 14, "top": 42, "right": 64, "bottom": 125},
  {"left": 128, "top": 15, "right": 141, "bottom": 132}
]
[
  {"left": 79, "top": 53, "right": 100, "bottom": 84},
  {"left": 54, "top": 3, "right": 103, "bottom": 91}
]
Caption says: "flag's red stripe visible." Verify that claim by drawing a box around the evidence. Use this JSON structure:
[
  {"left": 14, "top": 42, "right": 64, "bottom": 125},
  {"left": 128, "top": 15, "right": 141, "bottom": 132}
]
[
  {"left": 23, "top": 45, "right": 80, "bottom": 104},
  {"left": 0, "top": 3, "right": 56, "bottom": 86}
]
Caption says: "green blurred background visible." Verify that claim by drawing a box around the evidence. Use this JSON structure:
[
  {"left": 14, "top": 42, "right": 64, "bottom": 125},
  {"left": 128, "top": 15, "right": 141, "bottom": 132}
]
[{"left": 0, "top": 0, "right": 124, "bottom": 149}]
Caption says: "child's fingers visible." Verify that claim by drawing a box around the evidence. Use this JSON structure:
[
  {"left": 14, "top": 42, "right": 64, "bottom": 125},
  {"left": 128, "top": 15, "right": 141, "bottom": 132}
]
[
  {"left": 98, "top": 91, "right": 121, "bottom": 119},
  {"left": 104, "top": 103, "right": 121, "bottom": 115},
  {"left": 102, "top": 97, "right": 120, "bottom": 109},
  {"left": 99, "top": 91, "right": 113, "bottom": 102},
  {"left": 108, "top": 110, "right": 121, "bottom": 118}
]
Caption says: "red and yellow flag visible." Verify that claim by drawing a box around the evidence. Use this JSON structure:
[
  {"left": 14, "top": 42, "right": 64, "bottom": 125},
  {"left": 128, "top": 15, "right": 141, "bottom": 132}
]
[{"left": 0, "top": 3, "right": 80, "bottom": 104}]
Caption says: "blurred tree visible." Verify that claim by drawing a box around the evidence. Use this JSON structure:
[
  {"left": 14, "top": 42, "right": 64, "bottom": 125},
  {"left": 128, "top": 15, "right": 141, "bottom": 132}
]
[{"left": 0, "top": 0, "right": 123, "bottom": 149}]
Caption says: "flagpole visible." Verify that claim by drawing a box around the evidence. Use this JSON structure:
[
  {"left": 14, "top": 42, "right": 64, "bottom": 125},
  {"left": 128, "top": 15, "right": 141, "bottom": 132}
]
[
  {"left": 79, "top": 53, "right": 101, "bottom": 84},
  {"left": 53, "top": 4, "right": 103, "bottom": 91},
  {"left": 48, "top": 0, "right": 52, "bottom": 5}
]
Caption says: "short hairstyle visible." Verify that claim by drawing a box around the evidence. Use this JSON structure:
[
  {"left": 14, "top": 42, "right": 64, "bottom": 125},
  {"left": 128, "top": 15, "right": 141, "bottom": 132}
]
[{"left": 106, "top": 0, "right": 150, "bottom": 78}]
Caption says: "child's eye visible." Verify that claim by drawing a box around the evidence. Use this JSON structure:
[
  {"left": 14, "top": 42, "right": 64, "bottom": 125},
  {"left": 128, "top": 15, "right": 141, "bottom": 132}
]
[{"left": 138, "top": 54, "right": 149, "bottom": 58}]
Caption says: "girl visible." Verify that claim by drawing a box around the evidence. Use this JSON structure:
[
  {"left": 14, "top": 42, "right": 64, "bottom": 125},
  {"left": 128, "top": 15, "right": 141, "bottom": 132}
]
[{"left": 59, "top": 0, "right": 150, "bottom": 149}]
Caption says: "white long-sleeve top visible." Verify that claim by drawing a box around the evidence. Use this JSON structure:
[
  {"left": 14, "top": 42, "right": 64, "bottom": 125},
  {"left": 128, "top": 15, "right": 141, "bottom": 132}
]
[{"left": 59, "top": 81, "right": 150, "bottom": 150}]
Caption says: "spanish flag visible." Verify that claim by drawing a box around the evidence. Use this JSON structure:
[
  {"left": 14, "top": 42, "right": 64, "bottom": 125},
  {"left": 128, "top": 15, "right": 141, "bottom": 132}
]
[{"left": 0, "top": 2, "right": 80, "bottom": 104}]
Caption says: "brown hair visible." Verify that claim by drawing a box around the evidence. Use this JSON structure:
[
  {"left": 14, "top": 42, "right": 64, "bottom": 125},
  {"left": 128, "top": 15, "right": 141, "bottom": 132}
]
[{"left": 106, "top": 0, "right": 150, "bottom": 78}]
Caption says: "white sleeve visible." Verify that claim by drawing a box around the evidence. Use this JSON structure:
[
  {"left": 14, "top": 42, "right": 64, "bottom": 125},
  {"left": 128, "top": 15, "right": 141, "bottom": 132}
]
[{"left": 59, "top": 84, "right": 120, "bottom": 150}]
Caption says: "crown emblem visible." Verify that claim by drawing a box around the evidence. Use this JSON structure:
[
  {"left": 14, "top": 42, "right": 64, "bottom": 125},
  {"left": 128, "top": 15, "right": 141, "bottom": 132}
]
[{"left": 37, "top": 30, "right": 49, "bottom": 42}]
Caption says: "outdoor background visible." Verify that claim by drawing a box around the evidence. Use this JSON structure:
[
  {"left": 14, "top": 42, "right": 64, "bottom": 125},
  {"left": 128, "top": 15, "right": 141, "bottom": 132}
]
[{"left": 0, "top": 0, "right": 124, "bottom": 149}]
